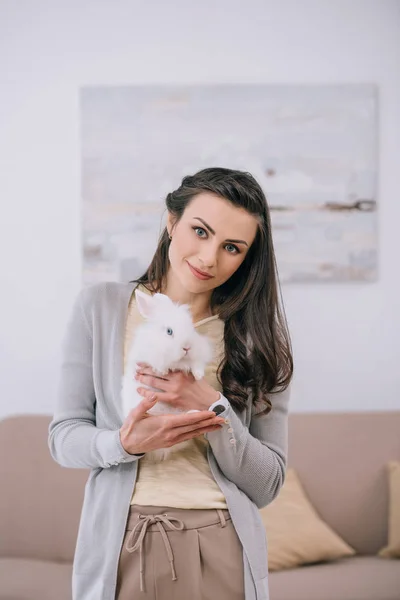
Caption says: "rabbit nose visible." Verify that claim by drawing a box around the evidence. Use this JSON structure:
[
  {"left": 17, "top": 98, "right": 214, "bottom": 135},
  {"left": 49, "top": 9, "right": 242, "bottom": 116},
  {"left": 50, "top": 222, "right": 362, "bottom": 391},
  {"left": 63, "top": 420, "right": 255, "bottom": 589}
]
[{"left": 183, "top": 347, "right": 190, "bottom": 352}]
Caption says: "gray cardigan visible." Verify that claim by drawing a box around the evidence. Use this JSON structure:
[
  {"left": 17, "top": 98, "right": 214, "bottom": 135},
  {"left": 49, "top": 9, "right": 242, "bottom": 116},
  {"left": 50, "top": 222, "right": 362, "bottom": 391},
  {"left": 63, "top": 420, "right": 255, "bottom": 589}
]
[{"left": 48, "top": 282, "right": 291, "bottom": 600}]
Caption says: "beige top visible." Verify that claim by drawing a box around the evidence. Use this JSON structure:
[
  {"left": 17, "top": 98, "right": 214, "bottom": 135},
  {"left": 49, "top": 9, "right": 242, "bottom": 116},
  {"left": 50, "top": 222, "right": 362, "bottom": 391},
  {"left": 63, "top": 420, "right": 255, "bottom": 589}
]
[{"left": 124, "top": 284, "right": 228, "bottom": 509}]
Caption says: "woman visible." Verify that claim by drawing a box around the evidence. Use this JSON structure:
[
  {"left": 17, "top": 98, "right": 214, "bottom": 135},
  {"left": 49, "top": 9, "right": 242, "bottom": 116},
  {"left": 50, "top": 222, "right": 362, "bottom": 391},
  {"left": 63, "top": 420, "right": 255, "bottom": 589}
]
[{"left": 48, "top": 167, "right": 293, "bottom": 600}]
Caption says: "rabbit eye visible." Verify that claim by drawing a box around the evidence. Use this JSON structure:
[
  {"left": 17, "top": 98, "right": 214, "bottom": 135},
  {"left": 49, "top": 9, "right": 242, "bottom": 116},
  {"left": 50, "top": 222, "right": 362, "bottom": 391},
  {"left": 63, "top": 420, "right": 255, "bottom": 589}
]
[{"left": 166, "top": 327, "right": 173, "bottom": 336}]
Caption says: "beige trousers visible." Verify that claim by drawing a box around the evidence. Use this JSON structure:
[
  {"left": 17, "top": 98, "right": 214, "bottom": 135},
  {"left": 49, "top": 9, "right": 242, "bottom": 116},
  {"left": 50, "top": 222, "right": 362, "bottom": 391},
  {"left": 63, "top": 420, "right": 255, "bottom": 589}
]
[{"left": 116, "top": 503, "right": 245, "bottom": 599}]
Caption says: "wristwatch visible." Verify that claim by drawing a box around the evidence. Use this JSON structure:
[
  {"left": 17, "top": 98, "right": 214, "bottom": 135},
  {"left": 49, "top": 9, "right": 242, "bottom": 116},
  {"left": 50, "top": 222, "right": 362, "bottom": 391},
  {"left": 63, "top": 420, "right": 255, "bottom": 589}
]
[{"left": 208, "top": 393, "right": 229, "bottom": 416}]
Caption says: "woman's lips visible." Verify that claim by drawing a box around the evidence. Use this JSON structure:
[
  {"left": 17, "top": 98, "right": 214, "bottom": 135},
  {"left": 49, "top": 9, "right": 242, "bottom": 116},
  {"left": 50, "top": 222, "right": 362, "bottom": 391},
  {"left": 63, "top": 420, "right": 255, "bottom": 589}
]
[{"left": 187, "top": 261, "right": 213, "bottom": 280}]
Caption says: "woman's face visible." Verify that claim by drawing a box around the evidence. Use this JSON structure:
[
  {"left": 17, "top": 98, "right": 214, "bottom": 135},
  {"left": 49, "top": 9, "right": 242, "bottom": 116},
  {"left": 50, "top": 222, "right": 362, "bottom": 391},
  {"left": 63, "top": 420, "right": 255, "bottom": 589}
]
[{"left": 167, "top": 192, "right": 259, "bottom": 293}]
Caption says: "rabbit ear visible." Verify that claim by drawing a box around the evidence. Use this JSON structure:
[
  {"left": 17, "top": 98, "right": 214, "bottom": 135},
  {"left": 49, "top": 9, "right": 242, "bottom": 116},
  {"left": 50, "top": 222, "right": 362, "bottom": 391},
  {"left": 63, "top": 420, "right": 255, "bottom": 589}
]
[
  {"left": 135, "top": 289, "right": 156, "bottom": 319},
  {"left": 153, "top": 293, "right": 171, "bottom": 305}
]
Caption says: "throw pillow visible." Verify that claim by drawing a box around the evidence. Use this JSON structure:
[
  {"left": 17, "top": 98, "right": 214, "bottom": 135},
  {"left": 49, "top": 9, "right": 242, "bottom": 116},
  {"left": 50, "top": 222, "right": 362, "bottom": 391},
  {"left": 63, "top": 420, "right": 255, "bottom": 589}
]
[
  {"left": 259, "top": 468, "right": 356, "bottom": 571},
  {"left": 378, "top": 461, "right": 400, "bottom": 558}
]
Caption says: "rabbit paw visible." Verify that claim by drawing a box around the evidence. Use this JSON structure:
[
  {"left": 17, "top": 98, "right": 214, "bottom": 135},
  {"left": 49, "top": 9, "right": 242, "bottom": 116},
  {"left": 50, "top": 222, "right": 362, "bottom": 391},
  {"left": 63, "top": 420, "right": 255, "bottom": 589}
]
[{"left": 191, "top": 368, "right": 204, "bottom": 380}]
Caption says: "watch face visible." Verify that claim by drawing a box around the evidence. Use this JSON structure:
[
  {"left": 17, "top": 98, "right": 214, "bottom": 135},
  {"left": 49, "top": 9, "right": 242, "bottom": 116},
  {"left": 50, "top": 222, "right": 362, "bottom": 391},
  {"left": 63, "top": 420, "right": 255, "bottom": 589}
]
[{"left": 212, "top": 404, "right": 226, "bottom": 416}]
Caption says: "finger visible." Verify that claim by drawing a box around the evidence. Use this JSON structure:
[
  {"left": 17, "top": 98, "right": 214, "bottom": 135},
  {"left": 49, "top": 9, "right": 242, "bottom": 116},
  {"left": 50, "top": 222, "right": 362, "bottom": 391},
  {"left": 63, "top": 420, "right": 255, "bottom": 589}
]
[
  {"left": 136, "top": 366, "right": 159, "bottom": 377},
  {"left": 136, "top": 373, "right": 169, "bottom": 387},
  {"left": 174, "top": 424, "right": 222, "bottom": 444},
  {"left": 168, "top": 412, "right": 224, "bottom": 431},
  {"left": 179, "top": 416, "right": 224, "bottom": 434},
  {"left": 129, "top": 395, "right": 157, "bottom": 419},
  {"left": 173, "top": 420, "right": 223, "bottom": 437},
  {"left": 136, "top": 363, "right": 170, "bottom": 379},
  {"left": 137, "top": 387, "right": 158, "bottom": 402},
  {"left": 135, "top": 374, "right": 155, "bottom": 387}
]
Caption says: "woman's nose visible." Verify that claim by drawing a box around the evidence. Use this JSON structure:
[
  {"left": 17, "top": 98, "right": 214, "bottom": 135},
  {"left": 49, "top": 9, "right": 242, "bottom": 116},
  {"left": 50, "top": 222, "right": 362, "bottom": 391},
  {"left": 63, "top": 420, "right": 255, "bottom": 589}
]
[
  {"left": 198, "top": 243, "right": 217, "bottom": 269},
  {"left": 198, "top": 254, "right": 216, "bottom": 269}
]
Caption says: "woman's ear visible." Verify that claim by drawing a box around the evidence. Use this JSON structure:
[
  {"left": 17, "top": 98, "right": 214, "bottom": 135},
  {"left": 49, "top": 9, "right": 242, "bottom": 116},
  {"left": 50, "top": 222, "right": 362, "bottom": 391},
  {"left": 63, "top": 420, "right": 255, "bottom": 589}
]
[{"left": 166, "top": 211, "right": 176, "bottom": 238}]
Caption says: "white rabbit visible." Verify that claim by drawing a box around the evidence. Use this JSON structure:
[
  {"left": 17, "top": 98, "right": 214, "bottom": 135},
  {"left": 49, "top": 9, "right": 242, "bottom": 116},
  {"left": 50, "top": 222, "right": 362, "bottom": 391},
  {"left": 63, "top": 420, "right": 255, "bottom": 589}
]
[{"left": 121, "top": 288, "right": 214, "bottom": 461}]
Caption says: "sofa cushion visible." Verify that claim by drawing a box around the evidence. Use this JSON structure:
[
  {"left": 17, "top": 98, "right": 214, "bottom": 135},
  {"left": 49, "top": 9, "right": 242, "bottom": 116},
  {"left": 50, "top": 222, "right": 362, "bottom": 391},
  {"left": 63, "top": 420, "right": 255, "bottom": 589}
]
[
  {"left": 259, "top": 468, "right": 355, "bottom": 571},
  {"left": 379, "top": 461, "right": 400, "bottom": 558},
  {"left": 0, "top": 557, "right": 72, "bottom": 600},
  {"left": 268, "top": 556, "right": 400, "bottom": 600}
]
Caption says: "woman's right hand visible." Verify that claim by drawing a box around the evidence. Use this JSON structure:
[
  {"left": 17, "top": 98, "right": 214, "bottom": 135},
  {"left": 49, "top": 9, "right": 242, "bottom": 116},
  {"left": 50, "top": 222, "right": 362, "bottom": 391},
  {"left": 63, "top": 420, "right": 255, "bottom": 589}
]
[{"left": 119, "top": 396, "right": 225, "bottom": 455}]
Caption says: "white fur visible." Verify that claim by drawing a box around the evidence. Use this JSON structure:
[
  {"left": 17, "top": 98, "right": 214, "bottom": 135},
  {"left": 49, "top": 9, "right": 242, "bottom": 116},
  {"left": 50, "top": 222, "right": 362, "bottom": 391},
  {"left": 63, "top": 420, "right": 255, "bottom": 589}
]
[{"left": 121, "top": 288, "right": 214, "bottom": 461}]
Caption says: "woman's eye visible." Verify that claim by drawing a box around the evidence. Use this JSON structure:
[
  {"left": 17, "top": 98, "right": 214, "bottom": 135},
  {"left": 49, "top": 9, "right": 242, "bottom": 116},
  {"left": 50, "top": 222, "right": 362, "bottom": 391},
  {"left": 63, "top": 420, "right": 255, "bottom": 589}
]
[
  {"left": 225, "top": 244, "right": 239, "bottom": 254},
  {"left": 166, "top": 327, "right": 173, "bottom": 336},
  {"left": 193, "top": 226, "right": 207, "bottom": 238}
]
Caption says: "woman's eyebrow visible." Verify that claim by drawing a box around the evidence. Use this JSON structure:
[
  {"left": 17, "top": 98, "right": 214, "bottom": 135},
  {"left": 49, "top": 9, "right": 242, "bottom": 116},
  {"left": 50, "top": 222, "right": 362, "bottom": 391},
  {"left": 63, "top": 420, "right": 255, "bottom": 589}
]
[{"left": 193, "top": 217, "right": 249, "bottom": 246}]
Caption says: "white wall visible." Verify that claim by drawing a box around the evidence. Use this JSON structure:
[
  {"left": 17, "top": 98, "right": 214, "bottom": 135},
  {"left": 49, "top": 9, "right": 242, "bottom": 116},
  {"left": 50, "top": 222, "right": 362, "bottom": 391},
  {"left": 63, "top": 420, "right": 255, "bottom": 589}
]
[{"left": 1, "top": 0, "right": 399, "bottom": 419}]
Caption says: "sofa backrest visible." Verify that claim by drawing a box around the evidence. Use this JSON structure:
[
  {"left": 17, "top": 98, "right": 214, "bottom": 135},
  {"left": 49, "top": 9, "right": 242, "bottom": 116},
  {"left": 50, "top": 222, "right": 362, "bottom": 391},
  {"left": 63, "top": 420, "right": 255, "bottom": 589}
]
[
  {"left": 0, "top": 414, "right": 89, "bottom": 562},
  {"left": 287, "top": 411, "right": 400, "bottom": 555},
  {"left": 0, "top": 411, "right": 399, "bottom": 561}
]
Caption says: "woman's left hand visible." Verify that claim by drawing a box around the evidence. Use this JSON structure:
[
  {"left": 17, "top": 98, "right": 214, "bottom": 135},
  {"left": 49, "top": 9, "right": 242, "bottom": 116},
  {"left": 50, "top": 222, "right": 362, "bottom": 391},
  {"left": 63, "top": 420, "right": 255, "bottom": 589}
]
[{"left": 134, "top": 363, "right": 220, "bottom": 411}]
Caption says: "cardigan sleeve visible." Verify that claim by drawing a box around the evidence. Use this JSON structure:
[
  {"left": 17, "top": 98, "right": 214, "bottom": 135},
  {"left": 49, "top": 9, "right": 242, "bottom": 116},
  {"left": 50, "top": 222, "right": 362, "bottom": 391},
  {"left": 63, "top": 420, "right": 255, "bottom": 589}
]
[
  {"left": 48, "top": 288, "right": 143, "bottom": 469},
  {"left": 205, "top": 383, "right": 291, "bottom": 509}
]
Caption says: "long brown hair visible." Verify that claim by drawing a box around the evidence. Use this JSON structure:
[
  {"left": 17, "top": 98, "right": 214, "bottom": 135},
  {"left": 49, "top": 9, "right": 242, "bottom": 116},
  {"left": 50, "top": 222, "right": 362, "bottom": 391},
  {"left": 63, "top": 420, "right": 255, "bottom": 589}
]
[{"left": 130, "top": 167, "right": 293, "bottom": 417}]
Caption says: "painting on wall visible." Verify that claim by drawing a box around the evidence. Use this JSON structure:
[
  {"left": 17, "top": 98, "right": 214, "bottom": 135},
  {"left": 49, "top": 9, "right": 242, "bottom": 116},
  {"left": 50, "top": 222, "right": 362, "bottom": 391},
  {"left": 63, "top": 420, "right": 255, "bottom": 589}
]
[{"left": 80, "top": 84, "right": 378, "bottom": 285}]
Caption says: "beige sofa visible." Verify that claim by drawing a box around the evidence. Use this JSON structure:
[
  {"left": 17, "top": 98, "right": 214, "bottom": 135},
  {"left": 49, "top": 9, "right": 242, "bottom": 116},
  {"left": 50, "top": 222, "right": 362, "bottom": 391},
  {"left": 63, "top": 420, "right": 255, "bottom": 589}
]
[{"left": 0, "top": 411, "right": 399, "bottom": 600}]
